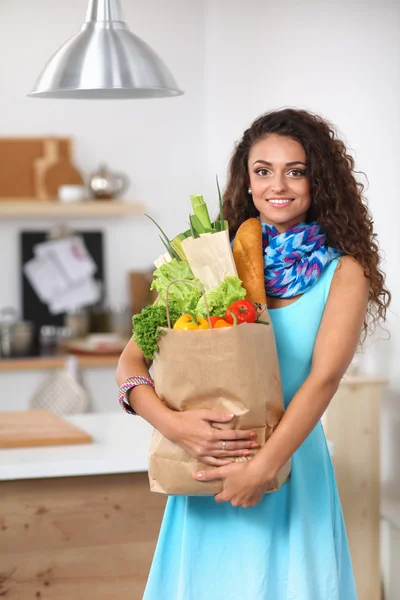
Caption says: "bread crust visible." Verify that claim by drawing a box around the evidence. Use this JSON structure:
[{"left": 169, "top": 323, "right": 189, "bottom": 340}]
[{"left": 233, "top": 218, "right": 267, "bottom": 305}]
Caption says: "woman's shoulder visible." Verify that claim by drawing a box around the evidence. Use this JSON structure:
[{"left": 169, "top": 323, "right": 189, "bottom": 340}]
[
  {"left": 333, "top": 255, "right": 367, "bottom": 282},
  {"left": 328, "top": 255, "right": 369, "bottom": 301},
  {"left": 314, "top": 255, "right": 367, "bottom": 307}
]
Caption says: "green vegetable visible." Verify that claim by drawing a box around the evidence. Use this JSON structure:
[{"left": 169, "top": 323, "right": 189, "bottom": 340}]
[
  {"left": 214, "top": 176, "right": 226, "bottom": 231},
  {"left": 132, "top": 300, "right": 182, "bottom": 360},
  {"left": 189, "top": 213, "right": 207, "bottom": 235},
  {"left": 195, "top": 275, "right": 247, "bottom": 318},
  {"left": 150, "top": 259, "right": 202, "bottom": 312},
  {"left": 145, "top": 214, "right": 181, "bottom": 261},
  {"left": 190, "top": 195, "right": 213, "bottom": 231},
  {"left": 171, "top": 233, "right": 188, "bottom": 261}
]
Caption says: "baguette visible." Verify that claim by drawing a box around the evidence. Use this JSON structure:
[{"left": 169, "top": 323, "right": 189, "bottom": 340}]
[{"left": 233, "top": 218, "right": 267, "bottom": 305}]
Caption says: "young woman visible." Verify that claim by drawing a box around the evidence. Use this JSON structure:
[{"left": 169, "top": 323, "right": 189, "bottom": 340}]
[{"left": 117, "top": 108, "right": 390, "bottom": 599}]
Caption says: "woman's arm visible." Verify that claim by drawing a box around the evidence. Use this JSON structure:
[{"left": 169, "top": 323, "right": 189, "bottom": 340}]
[
  {"left": 254, "top": 255, "right": 370, "bottom": 480},
  {"left": 116, "top": 337, "right": 175, "bottom": 434}
]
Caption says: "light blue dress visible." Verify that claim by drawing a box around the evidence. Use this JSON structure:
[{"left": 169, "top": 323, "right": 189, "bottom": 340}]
[{"left": 143, "top": 257, "right": 358, "bottom": 600}]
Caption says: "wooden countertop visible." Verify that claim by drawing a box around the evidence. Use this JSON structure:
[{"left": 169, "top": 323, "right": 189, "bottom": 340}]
[{"left": 0, "top": 354, "right": 119, "bottom": 372}]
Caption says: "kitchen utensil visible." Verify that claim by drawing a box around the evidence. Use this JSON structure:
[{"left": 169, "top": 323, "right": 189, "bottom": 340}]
[
  {"left": 0, "top": 307, "right": 17, "bottom": 358},
  {"left": 0, "top": 409, "right": 92, "bottom": 448},
  {"left": 0, "top": 137, "right": 71, "bottom": 199},
  {"left": 58, "top": 184, "right": 89, "bottom": 203},
  {"left": 0, "top": 308, "right": 35, "bottom": 357},
  {"left": 88, "top": 164, "right": 129, "bottom": 199},
  {"left": 65, "top": 308, "right": 90, "bottom": 338},
  {"left": 29, "top": 355, "right": 91, "bottom": 414},
  {"left": 33, "top": 138, "right": 59, "bottom": 200},
  {"left": 9, "top": 321, "right": 35, "bottom": 356},
  {"left": 65, "top": 333, "right": 127, "bottom": 355},
  {"left": 44, "top": 158, "right": 84, "bottom": 199}
]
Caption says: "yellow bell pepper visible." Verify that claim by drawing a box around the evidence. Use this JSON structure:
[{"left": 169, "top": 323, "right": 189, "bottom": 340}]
[{"left": 173, "top": 314, "right": 210, "bottom": 330}]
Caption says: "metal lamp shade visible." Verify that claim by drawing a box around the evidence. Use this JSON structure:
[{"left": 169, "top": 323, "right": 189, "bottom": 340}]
[{"left": 28, "top": 0, "right": 183, "bottom": 99}]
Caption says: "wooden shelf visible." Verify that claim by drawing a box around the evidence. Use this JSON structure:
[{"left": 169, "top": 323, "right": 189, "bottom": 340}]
[
  {"left": 0, "top": 200, "right": 144, "bottom": 218},
  {"left": 0, "top": 354, "right": 119, "bottom": 372}
]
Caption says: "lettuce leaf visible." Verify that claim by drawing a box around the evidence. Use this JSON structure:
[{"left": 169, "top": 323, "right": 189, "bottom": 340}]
[
  {"left": 196, "top": 275, "right": 247, "bottom": 318},
  {"left": 150, "top": 259, "right": 202, "bottom": 312},
  {"left": 132, "top": 300, "right": 182, "bottom": 360}
]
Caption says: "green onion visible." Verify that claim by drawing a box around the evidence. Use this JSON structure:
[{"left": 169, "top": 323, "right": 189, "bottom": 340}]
[
  {"left": 216, "top": 175, "right": 225, "bottom": 230},
  {"left": 171, "top": 233, "right": 187, "bottom": 261},
  {"left": 146, "top": 213, "right": 181, "bottom": 260}
]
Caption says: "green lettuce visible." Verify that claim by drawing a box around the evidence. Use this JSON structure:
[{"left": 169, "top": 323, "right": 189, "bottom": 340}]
[
  {"left": 150, "top": 259, "right": 202, "bottom": 312},
  {"left": 132, "top": 300, "right": 182, "bottom": 360},
  {"left": 196, "top": 276, "right": 247, "bottom": 318}
]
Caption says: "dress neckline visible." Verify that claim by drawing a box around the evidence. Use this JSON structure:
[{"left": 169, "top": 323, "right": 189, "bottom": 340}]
[{"left": 268, "top": 289, "right": 308, "bottom": 313}]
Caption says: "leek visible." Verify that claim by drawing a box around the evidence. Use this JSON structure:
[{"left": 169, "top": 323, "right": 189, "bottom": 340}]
[
  {"left": 190, "top": 214, "right": 205, "bottom": 236},
  {"left": 190, "top": 195, "right": 213, "bottom": 231}
]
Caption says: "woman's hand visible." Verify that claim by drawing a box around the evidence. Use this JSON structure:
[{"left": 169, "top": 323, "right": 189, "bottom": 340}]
[
  {"left": 194, "top": 459, "right": 272, "bottom": 508},
  {"left": 164, "top": 409, "right": 259, "bottom": 467}
]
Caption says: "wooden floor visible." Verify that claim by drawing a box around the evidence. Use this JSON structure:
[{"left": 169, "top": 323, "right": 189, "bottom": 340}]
[{"left": 0, "top": 472, "right": 166, "bottom": 599}]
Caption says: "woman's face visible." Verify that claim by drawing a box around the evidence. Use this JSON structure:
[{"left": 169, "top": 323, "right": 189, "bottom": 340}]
[{"left": 247, "top": 134, "right": 311, "bottom": 232}]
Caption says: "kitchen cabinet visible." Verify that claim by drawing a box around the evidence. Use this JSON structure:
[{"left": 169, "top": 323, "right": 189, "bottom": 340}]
[
  {"left": 0, "top": 413, "right": 165, "bottom": 600},
  {"left": 0, "top": 472, "right": 165, "bottom": 599},
  {"left": 323, "top": 375, "right": 387, "bottom": 600}
]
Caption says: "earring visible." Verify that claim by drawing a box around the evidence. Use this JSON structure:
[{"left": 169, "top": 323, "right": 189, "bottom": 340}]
[{"left": 248, "top": 188, "right": 252, "bottom": 194}]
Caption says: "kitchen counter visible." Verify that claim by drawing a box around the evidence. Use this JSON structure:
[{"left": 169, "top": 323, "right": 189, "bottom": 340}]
[
  {"left": 1, "top": 410, "right": 335, "bottom": 482},
  {"left": 0, "top": 354, "right": 119, "bottom": 372},
  {"left": 0, "top": 412, "right": 164, "bottom": 599},
  {"left": 0, "top": 412, "right": 153, "bottom": 481}
]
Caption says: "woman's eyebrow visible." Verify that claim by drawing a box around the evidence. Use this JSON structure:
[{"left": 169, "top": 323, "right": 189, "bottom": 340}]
[{"left": 252, "top": 160, "right": 307, "bottom": 167}]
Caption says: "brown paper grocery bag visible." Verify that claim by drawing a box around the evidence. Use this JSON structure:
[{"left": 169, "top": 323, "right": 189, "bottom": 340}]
[{"left": 149, "top": 307, "right": 291, "bottom": 496}]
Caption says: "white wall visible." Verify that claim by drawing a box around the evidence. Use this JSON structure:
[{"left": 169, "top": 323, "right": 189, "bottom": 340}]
[
  {"left": 0, "top": 0, "right": 206, "bottom": 308},
  {"left": 0, "top": 0, "right": 206, "bottom": 411}
]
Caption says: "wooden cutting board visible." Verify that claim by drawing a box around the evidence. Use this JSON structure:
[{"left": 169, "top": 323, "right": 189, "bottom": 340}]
[
  {"left": 0, "top": 410, "right": 93, "bottom": 448},
  {"left": 34, "top": 138, "right": 84, "bottom": 200},
  {"left": 43, "top": 158, "right": 84, "bottom": 199},
  {"left": 0, "top": 137, "right": 71, "bottom": 199}
]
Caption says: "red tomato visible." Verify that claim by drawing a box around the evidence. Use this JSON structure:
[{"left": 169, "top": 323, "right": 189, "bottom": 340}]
[{"left": 225, "top": 300, "right": 257, "bottom": 324}]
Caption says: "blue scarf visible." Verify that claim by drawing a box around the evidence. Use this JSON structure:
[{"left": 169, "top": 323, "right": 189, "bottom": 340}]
[{"left": 261, "top": 221, "right": 343, "bottom": 298}]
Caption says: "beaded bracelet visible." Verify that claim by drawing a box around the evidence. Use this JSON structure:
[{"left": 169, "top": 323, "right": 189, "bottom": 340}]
[{"left": 118, "top": 375, "right": 155, "bottom": 415}]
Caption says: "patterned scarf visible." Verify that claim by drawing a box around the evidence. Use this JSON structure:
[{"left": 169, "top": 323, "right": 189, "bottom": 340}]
[{"left": 261, "top": 221, "right": 342, "bottom": 298}]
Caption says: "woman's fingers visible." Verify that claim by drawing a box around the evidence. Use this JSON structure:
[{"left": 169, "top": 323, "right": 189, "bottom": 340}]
[
  {"left": 213, "top": 449, "right": 253, "bottom": 458},
  {"left": 213, "top": 429, "right": 257, "bottom": 441},
  {"left": 201, "top": 456, "right": 233, "bottom": 467},
  {"left": 213, "top": 440, "right": 259, "bottom": 452}
]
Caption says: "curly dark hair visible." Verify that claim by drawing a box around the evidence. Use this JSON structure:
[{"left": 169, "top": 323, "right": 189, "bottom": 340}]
[{"left": 222, "top": 108, "right": 390, "bottom": 335}]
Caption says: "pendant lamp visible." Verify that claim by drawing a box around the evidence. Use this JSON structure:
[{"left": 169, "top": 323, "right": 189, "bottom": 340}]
[{"left": 28, "top": 0, "right": 183, "bottom": 99}]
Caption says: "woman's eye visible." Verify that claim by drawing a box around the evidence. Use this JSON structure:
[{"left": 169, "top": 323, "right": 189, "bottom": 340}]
[
  {"left": 255, "top": 168, "right": 269, "bottom": 176},
  {"left": 289, "top": 169, "right": 306, "bottom": 177}
]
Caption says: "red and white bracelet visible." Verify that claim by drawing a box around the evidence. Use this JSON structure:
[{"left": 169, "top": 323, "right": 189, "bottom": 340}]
[{"left": 118, "top": 375, "right": 155, "bottom": 415}]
